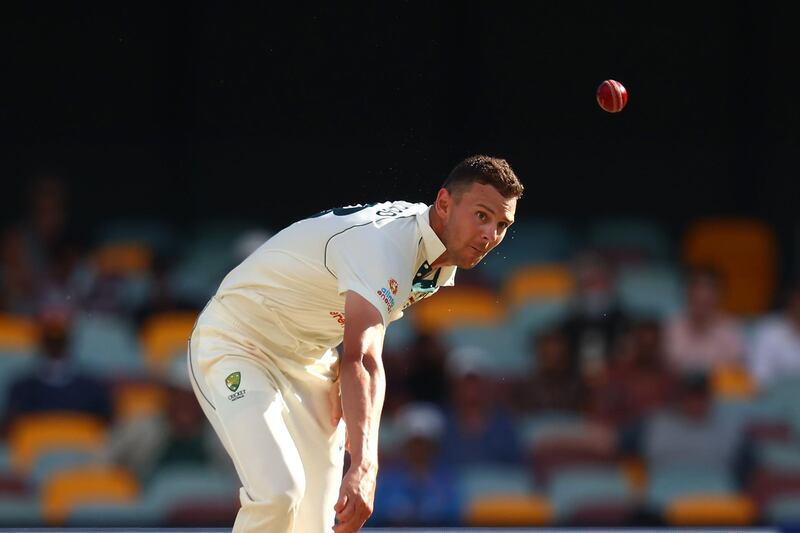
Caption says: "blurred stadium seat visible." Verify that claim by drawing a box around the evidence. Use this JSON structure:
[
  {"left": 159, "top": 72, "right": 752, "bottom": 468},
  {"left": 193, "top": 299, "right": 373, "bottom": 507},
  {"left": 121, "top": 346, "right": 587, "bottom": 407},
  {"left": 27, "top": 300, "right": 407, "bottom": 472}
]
[
  {"left": 412, "top": 287, "right": 504, "bottom": 333},
  {"left": 501, "top": 264, "right": 574, "bottom": 309},
  {"left": 0, "top": 314, "right": 38, "bottom": 355},
  {"left": 42, "top": 465, "right": 138, "bottom": 525},
  {"left": 137, "top": 465, "right": 238, "bottom": 522},
  {"left": 712, "top": 365, "right": 758, "bottom": 399},
  {"left": 168, "top": 220, "right": 250, "bottom": 306},
  {"left": 0, "top": 496, "right": 42, "bottom": 527},
  {"left": 615, "top": 264, "right": 683, "bottom": 319},
  {"left": 683, "top": 217, "right": 777, "bottom": 315},
  {"left": 755, "top": 441, "right": 800, "bottom": 474},
  {"left": 113, "top": 381, "right": 167, "bottom": 421},
  {"left": 444, "top": 323, "right": 528, "bottom": 376},
  {"left": 465, "top": 494, "right": 552, "bottom": 527},
  {"left": 665, "top": 494, "right": 757, "bottom": 526},
  {"left": 547, "top": 465, "right": 633, "bottom": 523},
  {"left": 8, "top": 412, "right": 107, "bottom": 473},
  {"left": 765, "top": 493, "right": 800, "bottom": 526},
  {"left": 646, "top": 465, "right": 736, "bottom": 511},
  {"left": 458, "top": 464, "right": 535, "bottom": 503},
  {"left": 139, "top": 311, "right": 197, "bottom": 373},
  {"left": 586, "top": 217, "right": 674, "bottom": 265},
  {"left": 92, "top": 243, "right": 153, "bottom": 277},
  {"left": 29, "top": 449, "right": 95, "bottom": 489},
  {"left": 69, "top": 312, "right": 144, "bottom": 378},
  {"left": 93, "top": 219, "right": 177, "bottom": 257}
]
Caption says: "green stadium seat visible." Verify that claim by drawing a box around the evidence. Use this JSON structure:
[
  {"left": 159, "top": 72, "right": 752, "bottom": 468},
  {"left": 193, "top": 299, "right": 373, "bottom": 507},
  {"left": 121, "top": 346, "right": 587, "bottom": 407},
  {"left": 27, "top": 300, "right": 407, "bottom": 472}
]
[
  {"left": 586, "top": 217, "right": 674, "bottom": 265},
  {"left": 615, "top": 264, "right": 683, "bottom": 319},
  {"left": 646, "top": 465, "right": 735, "bottom": 511},
  {"left": 69, "top": 313, "right": 144, "bottom": 379},
  {"left": 547, "top": 465, "right": 632, "bottom": 522}
]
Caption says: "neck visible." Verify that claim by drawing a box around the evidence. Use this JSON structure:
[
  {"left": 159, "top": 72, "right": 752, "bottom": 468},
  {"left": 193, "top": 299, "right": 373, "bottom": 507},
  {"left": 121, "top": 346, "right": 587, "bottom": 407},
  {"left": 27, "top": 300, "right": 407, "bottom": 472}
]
[{"left": 428, "top": 206, "right": 452, "bottom": 269}]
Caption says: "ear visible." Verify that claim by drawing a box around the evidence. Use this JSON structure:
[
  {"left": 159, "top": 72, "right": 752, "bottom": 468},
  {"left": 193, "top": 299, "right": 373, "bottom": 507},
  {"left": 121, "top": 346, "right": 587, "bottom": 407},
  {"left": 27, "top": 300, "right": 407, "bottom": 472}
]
[{"left": 434, "top": 188, "right": 451, "bottom": 220}]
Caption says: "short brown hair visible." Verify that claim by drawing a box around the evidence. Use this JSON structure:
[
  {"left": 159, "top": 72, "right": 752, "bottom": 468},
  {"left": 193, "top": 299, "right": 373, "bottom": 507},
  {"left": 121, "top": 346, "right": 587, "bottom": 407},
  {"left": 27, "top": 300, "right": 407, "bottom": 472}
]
[{"left": 443, "top": 155, "right": 524, "bottom": 199}]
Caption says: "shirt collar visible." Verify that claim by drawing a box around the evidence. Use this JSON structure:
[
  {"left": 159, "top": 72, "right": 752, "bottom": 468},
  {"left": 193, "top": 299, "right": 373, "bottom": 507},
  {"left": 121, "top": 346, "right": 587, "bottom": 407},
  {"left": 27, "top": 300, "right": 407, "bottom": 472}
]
[
  {"left": 416, "top": 206, "right": 457, "bottom": 287},
  {"left": 416, "top": 206, "right": 446, "bottom": 263}
]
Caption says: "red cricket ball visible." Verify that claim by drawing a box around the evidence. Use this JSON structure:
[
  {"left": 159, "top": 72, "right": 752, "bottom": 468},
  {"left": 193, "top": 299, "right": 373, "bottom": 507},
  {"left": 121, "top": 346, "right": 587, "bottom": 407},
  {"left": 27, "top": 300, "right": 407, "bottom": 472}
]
[{"left": 596, "top": 79, "right": 628, "bottom": 113}]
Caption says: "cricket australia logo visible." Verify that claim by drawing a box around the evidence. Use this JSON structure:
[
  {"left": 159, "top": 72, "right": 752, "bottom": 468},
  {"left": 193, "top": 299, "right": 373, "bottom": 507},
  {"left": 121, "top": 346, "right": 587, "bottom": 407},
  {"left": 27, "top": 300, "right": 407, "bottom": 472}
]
[{"left": 225, "top": 371, "right": 246, "bottom": 401}]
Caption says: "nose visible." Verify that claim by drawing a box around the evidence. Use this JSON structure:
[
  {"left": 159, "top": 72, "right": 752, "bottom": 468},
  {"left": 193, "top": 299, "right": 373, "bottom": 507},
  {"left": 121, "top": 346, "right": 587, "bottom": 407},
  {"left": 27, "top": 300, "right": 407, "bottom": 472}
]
[{"left": 481, "top": 226, "right": 497, "bottom": 245}]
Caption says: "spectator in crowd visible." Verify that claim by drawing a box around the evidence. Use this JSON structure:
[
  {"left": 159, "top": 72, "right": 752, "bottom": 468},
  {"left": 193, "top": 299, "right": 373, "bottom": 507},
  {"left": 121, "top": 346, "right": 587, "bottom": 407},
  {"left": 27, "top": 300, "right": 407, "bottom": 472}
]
[
  {"left": 590, "top": 318, "right": 675, "bottom": 453},
  {"left": 439, "top": 348, "right": 522, "bottom": 466},
  {"left": 513, "top": 326, "right": 587, "bottom": 415},
  {"left": 560, "top": 251, "right": 629, "bottom": 379},
  {"left": 402, "top": 331, "right": 451, "bottom": 408},
  {"left": 1, "top": 306, "right": 112, "bottom": 431},
  {"left": 664, "top": 266, "right": 744, "bottom": 372},
  {"left": 101, "top": 358, "right": 227, "bottom": 481},
  {"left": 0, "top": 175, "right": 84, "bottom": 316},
  {"left": 370, "top": 403, "right": 462, "bottom": 527},
  {"left": 642, "top": 371, "right": 745, "bottom": 474},
  {"left": 749, "top": 282, "right": 800, "bottom": 387}
]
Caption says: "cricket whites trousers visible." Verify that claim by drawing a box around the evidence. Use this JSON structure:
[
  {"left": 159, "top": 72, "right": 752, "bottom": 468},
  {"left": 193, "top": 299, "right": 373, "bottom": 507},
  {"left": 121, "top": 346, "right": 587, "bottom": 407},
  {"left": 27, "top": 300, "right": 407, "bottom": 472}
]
[{"left": 187, "top": 298, "right": 346, "bottom": 533}]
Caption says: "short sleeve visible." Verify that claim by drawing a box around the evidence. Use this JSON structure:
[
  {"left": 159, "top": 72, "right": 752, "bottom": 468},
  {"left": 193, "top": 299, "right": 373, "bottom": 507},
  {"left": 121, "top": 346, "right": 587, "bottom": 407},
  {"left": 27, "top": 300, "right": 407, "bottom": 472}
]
[{"left": 325, "top": 226, "right": 408, "bottom": 326}]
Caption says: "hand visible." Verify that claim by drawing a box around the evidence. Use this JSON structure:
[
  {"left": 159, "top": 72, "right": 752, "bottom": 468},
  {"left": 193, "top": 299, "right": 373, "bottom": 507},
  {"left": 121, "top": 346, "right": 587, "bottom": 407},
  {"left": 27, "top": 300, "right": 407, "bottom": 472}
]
[{"left": 333, "top": 464, "right": 377, "bottom": 533}]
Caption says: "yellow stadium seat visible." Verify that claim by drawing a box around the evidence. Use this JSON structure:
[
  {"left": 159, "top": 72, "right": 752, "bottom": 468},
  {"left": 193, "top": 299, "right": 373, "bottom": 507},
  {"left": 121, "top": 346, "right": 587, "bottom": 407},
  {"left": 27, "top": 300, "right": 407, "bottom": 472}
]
[
  {"left": 93, "top": 243, "right": 153, "bottom": 276},
  {"left": 502, "top": 264, "right": 575, "bottom": 308},
  {"left": 712, "top": 365, "right": 757, "bottom": 399},
  {"left": 0, "top": 313, "right": 38, "bottom": 352},
  {"left": 683, "top": 218, "right": 777, "bottom": 316},
  {"left": 665, "top": 494, "right": 756, "bottom": 526},
  {"left": 140, "top": 312, "right": 198, "bottom": 372},
  {"left": 114, "top": 382, "right": 168, "bottom": 421},
  {"left": 42, "top": 465, "right": 139, "bottom": 525},
  {"left": 466, "top": 494, "right": 553, "bottom": 526},
  {"left": 8, "top": 412, "right": 107, "bottom": 473},
  {"left": 411, "top": 287, "right": 504, "bottom": 333}
]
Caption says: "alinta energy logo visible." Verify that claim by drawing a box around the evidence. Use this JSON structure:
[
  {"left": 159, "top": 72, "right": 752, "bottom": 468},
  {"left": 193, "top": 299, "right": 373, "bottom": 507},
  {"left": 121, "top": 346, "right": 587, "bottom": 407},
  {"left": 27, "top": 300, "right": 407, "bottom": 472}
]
[
  {"left": 225, "top": 371, "right": 246, "bottom": 401},
  {"left": 377, "top": 279, "right": 397, "bottom": 312},
  {"left": 329, "top": 311, "right": 346, "bottom": 328}
]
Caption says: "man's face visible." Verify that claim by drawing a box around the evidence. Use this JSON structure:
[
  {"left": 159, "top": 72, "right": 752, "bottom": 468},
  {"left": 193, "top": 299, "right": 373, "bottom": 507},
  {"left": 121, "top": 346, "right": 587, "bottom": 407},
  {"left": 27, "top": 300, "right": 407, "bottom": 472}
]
[{"left": 436, "top": 182, "right": 517, "bottom": 269}]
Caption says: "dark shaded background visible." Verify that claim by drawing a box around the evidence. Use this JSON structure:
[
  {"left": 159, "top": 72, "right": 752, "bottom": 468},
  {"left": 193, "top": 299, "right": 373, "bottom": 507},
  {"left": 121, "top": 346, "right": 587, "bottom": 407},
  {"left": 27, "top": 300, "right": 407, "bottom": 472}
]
[{"left": 2, "top": 2, "right": 798, "bottom": 238}]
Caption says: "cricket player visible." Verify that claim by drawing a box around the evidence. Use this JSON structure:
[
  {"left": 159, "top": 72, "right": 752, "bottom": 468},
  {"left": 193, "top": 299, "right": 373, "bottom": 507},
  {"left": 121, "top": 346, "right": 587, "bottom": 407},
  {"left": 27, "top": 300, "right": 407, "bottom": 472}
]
[{"left": 187, "top": 155, "right": 523, "bottom": 532}]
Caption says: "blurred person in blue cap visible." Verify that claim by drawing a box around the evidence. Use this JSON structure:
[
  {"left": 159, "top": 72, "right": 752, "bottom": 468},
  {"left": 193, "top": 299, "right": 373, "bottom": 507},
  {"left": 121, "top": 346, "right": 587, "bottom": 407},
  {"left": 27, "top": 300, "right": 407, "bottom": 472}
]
[
  {"left": 1, "top": 305, "right": 111, "bottom": 432},
  {"left": 369, "top": 402, "right": 461, "bottom": 527},
  {"left": 439, "top": 346, "right": 522, "bottom": 467}
]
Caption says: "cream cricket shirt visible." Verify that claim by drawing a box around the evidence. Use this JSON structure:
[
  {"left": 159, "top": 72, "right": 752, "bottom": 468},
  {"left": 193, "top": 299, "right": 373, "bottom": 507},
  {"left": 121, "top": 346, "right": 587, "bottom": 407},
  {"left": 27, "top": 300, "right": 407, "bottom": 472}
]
[{"left": 208, "top": 201, "right": 456, "bottom": 378}]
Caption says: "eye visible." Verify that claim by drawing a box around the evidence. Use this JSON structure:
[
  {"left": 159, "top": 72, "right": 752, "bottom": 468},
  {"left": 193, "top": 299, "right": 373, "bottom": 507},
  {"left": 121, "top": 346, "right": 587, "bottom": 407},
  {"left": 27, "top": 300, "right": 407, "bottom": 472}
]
[
  {"left": 498, "top": 222, "right": 508, "bottom": 230},
  {"left": 476, "top": 211, "right": 488, "bottom": 222}
]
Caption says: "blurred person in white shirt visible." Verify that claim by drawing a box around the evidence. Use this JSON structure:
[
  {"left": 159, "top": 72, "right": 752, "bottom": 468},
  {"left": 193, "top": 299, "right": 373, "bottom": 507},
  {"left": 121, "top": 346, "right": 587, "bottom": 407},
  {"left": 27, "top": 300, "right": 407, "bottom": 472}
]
[
  {"left": 749, "top": 282, "right": 800, "bottom": 387},
  {"left": 664, "top": 266, "right": 744, "bottom": 372}
]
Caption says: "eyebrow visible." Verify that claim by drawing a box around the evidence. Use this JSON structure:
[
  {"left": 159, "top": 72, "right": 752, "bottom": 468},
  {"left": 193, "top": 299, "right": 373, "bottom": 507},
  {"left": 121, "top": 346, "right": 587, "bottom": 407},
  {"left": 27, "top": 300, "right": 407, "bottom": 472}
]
[{"left": 476, "top": 202, "right": 514, "bottom": 225}]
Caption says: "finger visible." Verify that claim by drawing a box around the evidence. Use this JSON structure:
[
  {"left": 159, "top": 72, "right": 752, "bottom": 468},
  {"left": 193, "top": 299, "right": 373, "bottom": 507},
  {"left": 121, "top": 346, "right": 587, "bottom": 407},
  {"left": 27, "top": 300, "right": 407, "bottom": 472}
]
[
  {"left": 336, "top": 498, "right": 357, "bottom": 524},
  {"left": 334, "top": 489, "right": 347, "bottom": 513}
]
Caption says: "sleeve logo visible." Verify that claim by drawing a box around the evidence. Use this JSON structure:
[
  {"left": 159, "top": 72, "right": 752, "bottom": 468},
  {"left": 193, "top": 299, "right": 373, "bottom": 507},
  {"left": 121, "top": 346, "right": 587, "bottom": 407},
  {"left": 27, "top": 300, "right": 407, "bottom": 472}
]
[{"left": 377, "top": 279, "right": 397, "bottom": 312}]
